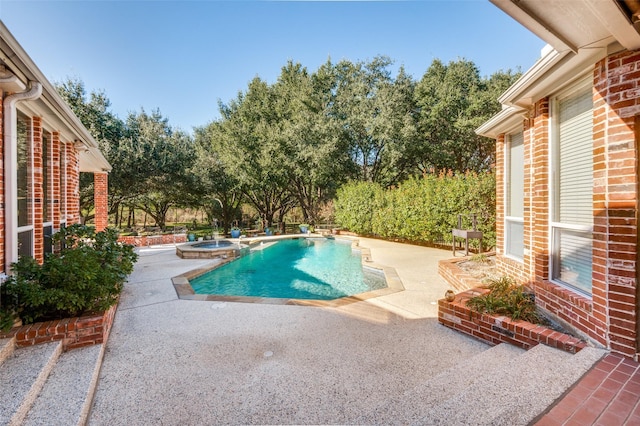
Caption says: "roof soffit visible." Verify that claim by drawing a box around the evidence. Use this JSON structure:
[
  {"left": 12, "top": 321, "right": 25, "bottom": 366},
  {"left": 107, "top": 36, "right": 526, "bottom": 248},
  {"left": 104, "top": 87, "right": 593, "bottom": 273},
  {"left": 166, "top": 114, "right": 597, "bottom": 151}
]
[{"left": 491, "top": 0, "right": 640, "bottom": 51}]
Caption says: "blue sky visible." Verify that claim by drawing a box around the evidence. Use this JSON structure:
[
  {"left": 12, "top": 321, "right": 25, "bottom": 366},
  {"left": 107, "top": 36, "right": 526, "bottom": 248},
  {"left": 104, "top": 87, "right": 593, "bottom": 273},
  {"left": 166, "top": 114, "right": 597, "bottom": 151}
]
[{"left": 0, "top": 0, "right": 544, "bottom": 134}]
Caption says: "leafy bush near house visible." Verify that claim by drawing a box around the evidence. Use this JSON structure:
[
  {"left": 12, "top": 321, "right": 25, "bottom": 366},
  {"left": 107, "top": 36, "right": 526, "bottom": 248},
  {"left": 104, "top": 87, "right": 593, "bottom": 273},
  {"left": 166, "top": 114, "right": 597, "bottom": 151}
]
[
  {"left": 334, "top": 181, "right": 385, "bottom": 235},
  {"left": 334, "top": 171, "right": 496, "bottom": 247},
  {"left": 466, "top": 276, "right": 539, "bottom": 323},
  {"left": 0, "top": 225, "right": 137, "bottom": 330}
]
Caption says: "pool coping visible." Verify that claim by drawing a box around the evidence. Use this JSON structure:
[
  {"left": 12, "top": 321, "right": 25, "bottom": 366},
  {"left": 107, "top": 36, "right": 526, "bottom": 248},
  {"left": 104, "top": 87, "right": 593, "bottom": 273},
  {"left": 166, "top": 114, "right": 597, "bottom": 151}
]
[{"left": 171, "top": 236, "right": 405, "bottom": 308}]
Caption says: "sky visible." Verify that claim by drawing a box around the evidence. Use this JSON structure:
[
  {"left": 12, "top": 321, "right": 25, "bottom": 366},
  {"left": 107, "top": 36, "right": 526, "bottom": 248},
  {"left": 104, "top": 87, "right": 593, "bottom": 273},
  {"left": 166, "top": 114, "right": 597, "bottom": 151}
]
[{"left": 0, "top": 0, "right": 545, "bottom": 134}]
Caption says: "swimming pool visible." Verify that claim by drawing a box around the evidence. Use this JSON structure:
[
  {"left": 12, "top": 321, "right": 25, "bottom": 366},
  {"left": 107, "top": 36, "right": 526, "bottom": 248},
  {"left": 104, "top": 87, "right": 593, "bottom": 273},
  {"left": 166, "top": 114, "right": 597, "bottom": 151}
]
[{"left": 188, "top": 238, "right": 387, "bottom": 300}]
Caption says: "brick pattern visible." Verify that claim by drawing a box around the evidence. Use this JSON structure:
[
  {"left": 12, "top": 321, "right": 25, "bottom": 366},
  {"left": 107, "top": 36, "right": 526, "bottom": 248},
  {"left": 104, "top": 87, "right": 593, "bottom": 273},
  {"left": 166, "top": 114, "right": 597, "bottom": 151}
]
[
  {"left": 438, "top": 256, "right": 486, "bottom": 292},
  {"left": 66, "top": 146, "right": 80, "bottom": 226},
  {"left": 0, "top": 303, "right": 117, "bottom": 351},
  {"left": 32, "top": 117, "right": 43, "bottom": 263},
  {"left": 491, "top": 50, "right": 640, "bottom": 358},
  {"left": 0, "top": 112, "right": 88, "bottom": 274},
  {"left": 0, "top": 93, "right": 4, "bottom": 270},
  {"left": 51, "top": 132, "right": 61, "bottom": 230},
  {"left": 495, "top": 134, "right": 505, "bottom": 256},
  {"left": 118, "top": 233, "right": 188, "bottom": 247},
  {"left": 438, "top": 292, "right": 587, "bottom": 354},
  {"left": 593, "top": 51, "right": 640, "bottom": 357},
  {"left": 535, "top": 353, "right": 640, "bottom": 425},
  {"left": 94, "top": 172, "right": 108, "bottom": 231}
]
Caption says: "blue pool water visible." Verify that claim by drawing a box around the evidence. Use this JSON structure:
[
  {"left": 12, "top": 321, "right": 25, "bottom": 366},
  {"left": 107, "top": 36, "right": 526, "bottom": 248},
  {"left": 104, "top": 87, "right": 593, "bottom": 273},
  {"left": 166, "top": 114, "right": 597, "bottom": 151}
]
[{"left": 189, "top": 238, "right": 387, "bottom": 300}]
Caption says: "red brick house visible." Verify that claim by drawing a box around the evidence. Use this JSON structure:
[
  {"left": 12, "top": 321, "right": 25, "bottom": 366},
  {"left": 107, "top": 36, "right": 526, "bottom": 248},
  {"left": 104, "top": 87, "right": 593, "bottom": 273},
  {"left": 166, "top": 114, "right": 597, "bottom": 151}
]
[
  {"left": 0, "top": 21, "right": 110, "bottom": 274},
  {"left": 477, "top": 0, "right": 640, "bottom": 359}
]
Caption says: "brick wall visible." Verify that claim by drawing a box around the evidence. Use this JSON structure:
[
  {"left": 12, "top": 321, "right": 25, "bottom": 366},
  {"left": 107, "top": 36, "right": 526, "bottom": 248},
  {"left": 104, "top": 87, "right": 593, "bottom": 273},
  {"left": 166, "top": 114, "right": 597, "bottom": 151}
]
[
  {"left": 0, "top": 303, "right": 118, "bottom": 351},
  {"left": 52, "top": 132, "right": 61, "bottom": 230},
  {"left": 0, "top": 93, "right": 4, "bottom": 271},
  {"left": 66, "top": 145, "right": 80, "bottom": 225},
  {"left": 592, "top": 50, "right": 640, "bottom": 356},
  {"left": 491, "top": 50, "right": 640, "bottom": 358},
  {"left": 438, "top": 292, "right": 587, "bottom": 354},
  {"left": 118, "top": 233, "right": 188, "bottom": 247},
  {"left": 94, "top": 172, "right": 108, "bottom": 232},
  {"left": 32, "top": 117, "right": 43, "bottom": 264}
]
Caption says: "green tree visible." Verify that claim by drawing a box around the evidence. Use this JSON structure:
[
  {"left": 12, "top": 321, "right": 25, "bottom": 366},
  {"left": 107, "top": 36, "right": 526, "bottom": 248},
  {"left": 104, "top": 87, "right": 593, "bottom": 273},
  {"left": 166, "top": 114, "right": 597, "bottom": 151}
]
[
  {"left": 273, "top": 61, "right": 352, "bottom": 224},
  {"left": 192, "top": 124, "right": 244, "bottom": 233},
  {"left": 126, "top": 109, "right": 196, "bottom": 229},
  {"left": 55, "top": 78, "right": 126, "bottom": 223},
  {"left": 413, "top": 59, "right": 520, "bottom": 173},
  {"left": 213, "top": 77, "right": 296, "bottom": 228},
  {"left": 330, "top": 56, "right": 416, "bottom": 186}
]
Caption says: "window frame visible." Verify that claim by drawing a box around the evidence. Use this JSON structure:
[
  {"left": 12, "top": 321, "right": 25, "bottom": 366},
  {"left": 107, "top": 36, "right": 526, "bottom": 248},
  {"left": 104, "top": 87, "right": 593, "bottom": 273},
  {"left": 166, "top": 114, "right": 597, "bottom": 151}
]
[
  {"left": 548, "top": 77, "right": 594, "bottom": 297},
  {"left": 16, "top": 110, "right": 34, "bottom": 259},
  {"left": 504, "top": 129, "right": 525, "bottom": 261}
]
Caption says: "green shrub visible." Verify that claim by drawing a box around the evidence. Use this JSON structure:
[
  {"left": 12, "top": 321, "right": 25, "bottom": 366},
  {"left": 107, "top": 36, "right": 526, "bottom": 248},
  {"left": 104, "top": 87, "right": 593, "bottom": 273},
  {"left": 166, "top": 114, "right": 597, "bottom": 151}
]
[
  {"left": 466, "top": 276, "right": 539, "bottom": 323},
  {"left": 0, "top": 225, "right": 137, "bottom": 330},
  {"left": 334, "top": 181, "right": 384, "bottom": 235},
  {"left": 334, "top": 171, "right": 496, "bottom": 248}
]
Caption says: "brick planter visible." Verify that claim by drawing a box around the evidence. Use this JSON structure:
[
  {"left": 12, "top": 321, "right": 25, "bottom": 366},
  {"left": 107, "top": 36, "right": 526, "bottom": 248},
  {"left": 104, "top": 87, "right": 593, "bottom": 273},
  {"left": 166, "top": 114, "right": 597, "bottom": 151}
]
[
  {"left": 0, "top": 303, "right": 118, "bottom": 351},
  {"left": 438, "top": 290, "right": 587, "bottom": 353},
  {"left": 438, "top": 255, "right": 491, "bottom": 292},
  {"left": 438, "top": 255, "right": 587, "bottom": 354}
]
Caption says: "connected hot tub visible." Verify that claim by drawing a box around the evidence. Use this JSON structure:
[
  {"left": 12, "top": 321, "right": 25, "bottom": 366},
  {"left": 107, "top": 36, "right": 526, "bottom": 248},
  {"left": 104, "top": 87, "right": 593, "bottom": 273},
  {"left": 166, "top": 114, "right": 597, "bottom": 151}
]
[{"left": 176, "top": 239, "right": 248, "bottom": 259}]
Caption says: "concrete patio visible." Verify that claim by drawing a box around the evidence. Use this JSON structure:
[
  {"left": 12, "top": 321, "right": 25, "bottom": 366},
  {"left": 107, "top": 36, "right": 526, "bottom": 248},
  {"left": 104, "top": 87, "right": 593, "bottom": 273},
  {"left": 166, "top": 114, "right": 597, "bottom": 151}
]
[{"left": 86, "top": 237, "right": 604, "bottom": 425}]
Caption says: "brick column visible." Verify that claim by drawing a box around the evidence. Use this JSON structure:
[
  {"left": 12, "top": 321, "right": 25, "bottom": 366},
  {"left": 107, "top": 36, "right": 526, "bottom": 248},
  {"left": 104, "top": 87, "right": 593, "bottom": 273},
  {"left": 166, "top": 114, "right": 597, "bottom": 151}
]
[
  {"left": 51, "top": 132, "right": 60, "bottom": 230},
  {"left": 593, "top": 51, "right": 640, "bottom": 357},
  {"left": 530, "top": 99, "right": 550, "bottom": 283},
  {"left": 0, "top": 92, "right": 4, "bottom": 273},
  {"left": 67, "top": 144, "right": 80, "bottom": 225},
  {"left": 32, "top": 117, "right": 43, "bottom": 264},
  {"left": 94, "top": 172, "right": 108, "bottom": 231}
]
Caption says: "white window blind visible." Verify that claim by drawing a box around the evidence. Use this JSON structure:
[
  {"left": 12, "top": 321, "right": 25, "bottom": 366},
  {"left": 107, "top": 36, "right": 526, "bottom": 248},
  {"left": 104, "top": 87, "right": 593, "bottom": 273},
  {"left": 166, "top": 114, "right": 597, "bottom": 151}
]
[
  {"left": 506, "top": 131, "right": 524, "bottom": 259},
  {"left": 552, "top": 88, "right": 593, "bottom": 294},
  {"left": 558, "top": 91, "right": 593, "bottom": 226},
  {"left": 508, "top": 132, "right": 524, "bottom": 218}
]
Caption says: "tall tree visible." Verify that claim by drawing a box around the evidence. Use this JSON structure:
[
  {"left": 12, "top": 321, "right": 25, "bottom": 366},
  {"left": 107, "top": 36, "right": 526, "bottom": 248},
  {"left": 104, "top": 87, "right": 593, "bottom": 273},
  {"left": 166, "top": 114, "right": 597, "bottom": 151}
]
[
  {"left": 126, "top": 109, "right": 196, "bottom": 229},
  {"left": 192, "top": 124, "right": 244, "bottom": 233},
  {"left": 55, "top": 78, "right": 126, "bottom": 223},
  {"left": 214, "top": 78, "right": 296, "bottom": 227},
  {"left": 413, "top": 59, "right": 521, "bottom": 173},
  {"left": 274, "top": 61, "right": 351, "bottom": 223},
  {"left": 330, "top": 56, "right": 416, "bottom": 186}
]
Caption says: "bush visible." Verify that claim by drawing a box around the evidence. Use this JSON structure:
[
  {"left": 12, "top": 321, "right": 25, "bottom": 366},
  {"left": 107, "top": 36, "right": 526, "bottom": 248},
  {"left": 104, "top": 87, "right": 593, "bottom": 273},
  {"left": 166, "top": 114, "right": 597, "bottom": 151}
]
[
  {"left": 334, "top": 171, "right": 496, "bottom": 248},
  {"left": 466, "top": 276, "right": 539, "bottom": 323},
  {"left": 0, "top": 225, "right": 137, "bottom": 330},
  {"left": 334, "top": 181, "right": 384, "bottom": 235}
]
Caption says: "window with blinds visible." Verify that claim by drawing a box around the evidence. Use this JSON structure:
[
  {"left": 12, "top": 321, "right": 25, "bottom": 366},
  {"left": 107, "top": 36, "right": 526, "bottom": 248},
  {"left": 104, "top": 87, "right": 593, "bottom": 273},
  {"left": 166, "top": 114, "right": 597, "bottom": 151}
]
[
  {"left": 551, "top": 87, "right": 593, "bottom": 295},
  {"left": 506, "top": 131, "right": 524, "bottom": 260}
]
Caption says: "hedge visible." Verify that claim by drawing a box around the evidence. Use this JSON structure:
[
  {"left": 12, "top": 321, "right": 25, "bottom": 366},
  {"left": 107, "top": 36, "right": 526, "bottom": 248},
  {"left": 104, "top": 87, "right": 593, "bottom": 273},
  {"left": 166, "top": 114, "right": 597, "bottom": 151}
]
[{"left": 335, "top": 171, "right": 496, "bottom": 249}]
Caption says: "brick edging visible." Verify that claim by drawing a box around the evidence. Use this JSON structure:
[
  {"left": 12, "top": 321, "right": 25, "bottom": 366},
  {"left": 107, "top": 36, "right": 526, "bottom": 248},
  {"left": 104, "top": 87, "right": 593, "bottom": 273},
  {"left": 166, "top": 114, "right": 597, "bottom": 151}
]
[
  {"left": 118, "top": 233, "right": 187, "bottom": 247},
  {"left": 438, "top": 290, "right": 587, "bottom": 354},
  {"left": 0, "top": 303, "right": 118, "bottom": 351}
]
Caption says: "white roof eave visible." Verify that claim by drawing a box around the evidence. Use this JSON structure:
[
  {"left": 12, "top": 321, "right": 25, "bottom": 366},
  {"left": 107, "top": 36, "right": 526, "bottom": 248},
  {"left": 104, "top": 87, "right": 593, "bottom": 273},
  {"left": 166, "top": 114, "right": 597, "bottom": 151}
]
[
  {"left": 0, "top": 21, "right": 111, "bottom": 173},
  {"left": 476, "top": 106, "right": 526, "bottom": 139}
]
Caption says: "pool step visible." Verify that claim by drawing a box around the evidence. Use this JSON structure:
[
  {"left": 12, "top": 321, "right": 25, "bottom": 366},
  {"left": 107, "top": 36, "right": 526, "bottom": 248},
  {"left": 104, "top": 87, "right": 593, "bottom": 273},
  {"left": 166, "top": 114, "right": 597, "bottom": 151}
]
[
  {"left": 0, "top": 340, "right": 104, "bottom": 426},
  {"left": 358, "top": 343, "right": 606, "bottom": 425}
]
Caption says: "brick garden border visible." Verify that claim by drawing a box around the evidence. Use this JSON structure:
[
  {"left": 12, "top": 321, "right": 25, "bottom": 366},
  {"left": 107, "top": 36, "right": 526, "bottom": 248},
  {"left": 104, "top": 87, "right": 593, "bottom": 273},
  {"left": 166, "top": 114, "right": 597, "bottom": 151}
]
[
  {"left": 438, "top": 256, "right": 587, "bottom": 354},
  {"left": 118, "top": 233, "right": 187, "bottom": 247},
  {"left": 0, "top": 303, "right": 118, "bottom": 351}
]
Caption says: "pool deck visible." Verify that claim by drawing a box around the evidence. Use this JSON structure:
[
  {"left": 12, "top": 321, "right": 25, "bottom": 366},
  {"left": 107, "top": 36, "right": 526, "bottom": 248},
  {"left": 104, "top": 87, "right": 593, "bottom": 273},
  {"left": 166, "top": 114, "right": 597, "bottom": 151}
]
[{"left": 87, "top": 237, "right": 609, "bottom": 425}]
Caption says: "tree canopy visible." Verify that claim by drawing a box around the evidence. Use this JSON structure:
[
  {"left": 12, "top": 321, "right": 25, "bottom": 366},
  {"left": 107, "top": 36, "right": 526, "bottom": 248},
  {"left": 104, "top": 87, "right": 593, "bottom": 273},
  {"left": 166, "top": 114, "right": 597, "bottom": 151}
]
[{"left": 57, "top": 56, "right": 520, "bottom": 228}]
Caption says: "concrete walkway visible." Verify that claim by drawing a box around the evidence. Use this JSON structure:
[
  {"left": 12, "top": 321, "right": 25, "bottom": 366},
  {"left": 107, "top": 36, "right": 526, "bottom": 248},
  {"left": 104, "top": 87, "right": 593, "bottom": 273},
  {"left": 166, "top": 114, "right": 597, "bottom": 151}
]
[
  {"left": 88, "top": 238, "right": 492, "bottom": 424},
  {"left": 87, "top": 237, "right": 597, "bottom": 425}
]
